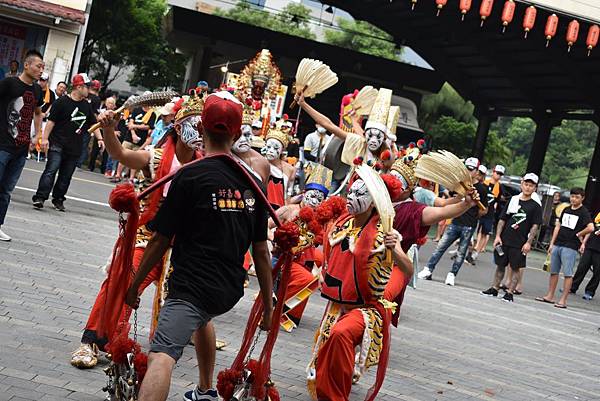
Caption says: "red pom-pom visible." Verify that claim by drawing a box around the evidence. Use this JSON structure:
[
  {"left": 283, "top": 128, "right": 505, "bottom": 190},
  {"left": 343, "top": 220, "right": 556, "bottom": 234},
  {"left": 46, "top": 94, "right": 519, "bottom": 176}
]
[
  {"left": 380, "top": 149, "right": 392, "bottom": 161},
  {"left": 327, "top": 196, "right": 347, "bottom": 217},
  {"left": 109, "top": 183, "right": 139, "bottom": 214},
  {"left": 353, "top": 156, "right": 364, "bottom": 166},
  {"left": 245, "top": 97, "right": 253, "bottom": 106},
  {"left": 217, "top": 368, "right": 243, "bottom": 401},
  {"left": 381, "top": 174, "right": 404, "bottom": 202},
  {"left": 108, "top": 332, "right": 140, "bottom": 364},
  {"left": 315, "top": 203, "right": 334, "bottom": 225},
  {"left": 133, "top": 352, "right": 148, "bottom": 382},
  {"left": 298, "top": 207, "right": 315, "bottom": 222},
  {"left": 416, "top": 139, "right": 425, "bottom": 148},
  {"left": 173, "top": 97, "right": 185, "bottom": 114},
  {"left": 374, "top": 161, "right": 384, "bottom": 171},
  {"left": 408, "top": 142, "right": 415, "bottom": 149},
  {"left": 282, "top": 113, "right": 289, "bottom": 121},
  {"left": 307, "top": 220, "right": 323, "bottom": 239},
  {"left": 268, "top": 386, "right": 281, "bottom": 401},
  {"left": 274, "top": 222, "right": 300, "bottom": 251}
]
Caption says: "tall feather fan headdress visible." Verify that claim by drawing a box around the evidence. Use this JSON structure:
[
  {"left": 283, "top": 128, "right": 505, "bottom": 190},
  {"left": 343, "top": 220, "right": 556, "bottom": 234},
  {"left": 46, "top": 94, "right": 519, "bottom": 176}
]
[
  {"left": 291, "top": 58, "right": 338, "bottom": 107},
  {"left": 415, "top": 150, "right": 485, "bottom": 210},
  {"left": 349, "top": 85, "right": 379, "bottom": 116},
  {"left": 88, "top": 90, "right": 178, "bottom": 133}
]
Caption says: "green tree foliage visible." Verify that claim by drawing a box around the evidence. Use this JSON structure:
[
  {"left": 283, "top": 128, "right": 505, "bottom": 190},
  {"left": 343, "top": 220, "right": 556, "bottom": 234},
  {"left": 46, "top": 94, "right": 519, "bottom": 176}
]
[
  {"left": 81, "top": 0, "right": 186, "bottom": 90},
  {"left": 214, "top": 1, "right": 316, "bottom": 40},
  {"left": 324, "top": 18, "right": 401, "bottom": 61},
  {"left": 419, "top": 83, "right": 475, "bottom": 132}
]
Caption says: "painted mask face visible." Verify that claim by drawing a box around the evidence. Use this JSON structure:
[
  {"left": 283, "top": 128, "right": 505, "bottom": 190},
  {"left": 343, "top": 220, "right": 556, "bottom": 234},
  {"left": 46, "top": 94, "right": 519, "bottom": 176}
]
[
  {"left": 346, "top": 179, "right": 372, "bottom": 215},
  {"left": 365, "top": 128, "right": 385, "bottom": 152},
  {"left": 390, "top": 170, "right": 409, "bottom": 190},
  {"left": 177, "top": 115, "right": 202, "bottom": 150},
  {"left": 264, "top": 138, "right": 283, "bottom": 161},
  {"left": 303, "top": 189, "right": 325, "bottom": 207},
  {"left": 233, "top": 124, "right": 253, "bottom": 153}
]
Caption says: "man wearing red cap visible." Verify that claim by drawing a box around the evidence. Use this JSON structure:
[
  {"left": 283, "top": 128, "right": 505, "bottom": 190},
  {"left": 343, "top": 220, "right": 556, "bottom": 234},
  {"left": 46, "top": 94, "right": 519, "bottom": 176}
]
[
  {"left": 32, "top": 73, "right": 103, "bottom": 212},
  {"left": 123, "top": 91, "right": 274, "bottom": 401}
]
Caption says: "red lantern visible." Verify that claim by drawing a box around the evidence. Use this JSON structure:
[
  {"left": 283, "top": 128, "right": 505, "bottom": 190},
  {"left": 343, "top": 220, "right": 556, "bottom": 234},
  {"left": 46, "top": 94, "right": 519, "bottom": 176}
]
[
  {"left": 545, "top": 14, "right": 559, "bottom": 47},
  {"left": 566, "top": 19, "right": 580, "bottom": 52},
  {"left": 479, "top": 0, "right": 494, "bottom": 27},
  {"left": 586, "top": 25, "right": 599, "bottom": 56},
  {"left": 522, "top": 6, "right": 537, "bottom": 38},
  {"left": 411, "top": 0, "right": 418, "bottom": 11},
  {"left": 436, "top": 0, "right": 448, "bottom": 16},
  {"left": 501, "top": 0, "right": 516, "bottom": 33},
  {"left": 459, "top": 0, "right": 472, "bottom": 21}
]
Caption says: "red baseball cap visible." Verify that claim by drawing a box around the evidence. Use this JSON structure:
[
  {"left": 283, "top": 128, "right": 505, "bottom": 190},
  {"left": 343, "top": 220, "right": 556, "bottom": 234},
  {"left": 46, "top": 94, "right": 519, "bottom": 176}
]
[
  {"left": 91, "top": 79, "right": 102, "bottom": 90},
  {"left": 201, "top": 91, "right": 243, "bottom": 140},
  {"left": 72, "top": 73, "right": 91, "bottom": 87}
]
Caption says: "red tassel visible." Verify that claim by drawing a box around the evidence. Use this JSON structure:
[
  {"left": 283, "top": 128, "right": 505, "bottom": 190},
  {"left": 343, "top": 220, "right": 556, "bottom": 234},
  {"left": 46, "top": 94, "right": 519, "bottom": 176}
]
[
  {"left": 298, "top": 207, "right": 315, "bottom": 222},
  {"left": 108, "top": 331, "right": 140, "bottom": 364},
  {"left": 381, "top": 174, "right": 404, "bottom": 202},
  {"left": 267, "top": 386, "right": 281, "bottom": 401},
  {"left": 216, "top": 368, "right": 243, "bottom": 400},
  {"left": 380, "top": 149, "right": 392, "bottom": 161},
  {"left": 273, "top": 222, "right": 300, "bottom": 251}
]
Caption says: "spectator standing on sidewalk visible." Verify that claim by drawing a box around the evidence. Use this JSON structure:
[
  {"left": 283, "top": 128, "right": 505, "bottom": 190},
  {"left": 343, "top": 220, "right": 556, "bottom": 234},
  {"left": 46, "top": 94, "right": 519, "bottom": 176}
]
[
  {"left": 570, "top": 210, "right": 600, "bottom": 300},
  {"left": 30, "top": 72, "right": 56, "bottom": 160},
  {"left": 537, "top": 187, "right": 594, "bottom": 308},
  {"left": 77, "top": 79, "right": 101, "bottom": 167},
  {"left": 481, "top": 173, "right": 542, "bottom": 302},
  {"left": 55, "top": 81, "right": 68, "bottom": 98},
  {"left": 0, "top": 50, "right": 44, "bottom": 241},
  {"left": 32, "top": 73, "right": 103, "bottom": 212}
]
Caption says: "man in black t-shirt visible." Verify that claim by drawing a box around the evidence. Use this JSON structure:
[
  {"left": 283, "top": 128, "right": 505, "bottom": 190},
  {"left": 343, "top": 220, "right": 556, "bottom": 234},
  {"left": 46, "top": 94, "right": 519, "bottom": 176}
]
[
  {"left": 537, "top": 187, "right": 594, "bottom": 308},
  {"left": 117, "top": 92, "right": 273, "bottom": 401},
  {"left": 32, "top": 73, "right": 103, "bottom": 212},
  {"left": 77, "top": 79, "right": 102, "bottom": 167},
  {"left": 0, "top": 50, "right": 44, "bottom": 242},
  {"left": 418, "top": 157, "right": 489, "bottom": 286},
  {"left": 570, "top": 211, "right": 600, "bottom": 299},
  {"left": 481, "top": 173, "right": 543, "bottom": 302}
]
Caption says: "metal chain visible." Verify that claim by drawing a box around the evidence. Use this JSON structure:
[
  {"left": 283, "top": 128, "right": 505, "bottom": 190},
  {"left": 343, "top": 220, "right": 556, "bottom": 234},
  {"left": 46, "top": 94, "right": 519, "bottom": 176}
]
[
  {"left": 245, "top": 331, "right": 261, "bottom": 365},
  {"left": 133, "top": 309, "right": 138, "bottom": 344}
]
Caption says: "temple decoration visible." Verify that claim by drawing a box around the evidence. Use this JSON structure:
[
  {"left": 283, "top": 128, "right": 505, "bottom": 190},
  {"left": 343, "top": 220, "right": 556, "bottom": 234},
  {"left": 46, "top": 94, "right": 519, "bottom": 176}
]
[{"left": 523, "top": 6, "right": 537, "bottom": 38}]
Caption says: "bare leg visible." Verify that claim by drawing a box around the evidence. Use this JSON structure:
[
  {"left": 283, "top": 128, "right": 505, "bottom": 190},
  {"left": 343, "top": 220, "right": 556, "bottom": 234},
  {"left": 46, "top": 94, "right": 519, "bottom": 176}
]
[
  {"left": 543, "top": 274, "right": 559, "bottom": 301},
  {"left": 502, "top": 268, "right": 512, "bottom": 288},
  {"left": 138, "top": 352, "right": 176, "bottom": 401},
  {"left": 507, "top": 267, "right": 520, "bottom": 293},
  {"left": 557, "top": 277, "right": 573, "bottom": 306},
  {"left": 194, "top": 321, "right": 216, "bottom": 391},
  {"left": 492, "top": 265, "right": 506, "bottom": 289},
  {"left": 477, "top": 234, "right": 490, "bottom": 253},
  {"left": 515, "top": 269, "right": 524, "bottom": 292}
]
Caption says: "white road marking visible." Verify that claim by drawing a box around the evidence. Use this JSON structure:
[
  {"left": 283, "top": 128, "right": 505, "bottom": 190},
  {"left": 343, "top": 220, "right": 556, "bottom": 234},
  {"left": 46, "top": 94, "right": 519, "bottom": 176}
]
[
  {"left": 23, "top": 167, "right": 114, "bottom": 187},
  {"left": 15, "top": 186, "right": 110, "bottom": 207}
]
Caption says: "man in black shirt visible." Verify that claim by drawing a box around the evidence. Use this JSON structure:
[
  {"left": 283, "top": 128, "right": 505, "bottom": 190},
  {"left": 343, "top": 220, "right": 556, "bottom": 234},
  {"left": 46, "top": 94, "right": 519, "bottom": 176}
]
[
  {"left": 114, "top": 103, "right": 156, "bottom": 181},
  {"left": 570, "top": 211, "right": 600, "bottom": 300},
  {"left": 117, "top": 92, "right": 273, "bottom": 401},
  {"left": 55, "top": 81, "right": 68, "bottom": 98},
  {"left": 32, "top": 73, "right": 103, "bottom": 212},
  {"left": 417, "top": 157, "right": 489, "bottom": 286},
  {"left": 537, "top": 187, "right": 594, "bottom": 308},
  {"left": 481, "top": 173, "right": 543, "bottom": 302},
  {"left": 0, "top": 49, "right": 44, "bottom": 241},
  {"left": 77, "top": 79, "right": 102, "bottom": 167}
]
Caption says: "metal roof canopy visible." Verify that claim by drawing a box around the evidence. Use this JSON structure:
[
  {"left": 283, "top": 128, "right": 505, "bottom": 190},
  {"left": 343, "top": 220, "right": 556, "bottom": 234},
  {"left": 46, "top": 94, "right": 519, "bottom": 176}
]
[{"left": 325, "top": 0, "right": 600, "bottom": 120}]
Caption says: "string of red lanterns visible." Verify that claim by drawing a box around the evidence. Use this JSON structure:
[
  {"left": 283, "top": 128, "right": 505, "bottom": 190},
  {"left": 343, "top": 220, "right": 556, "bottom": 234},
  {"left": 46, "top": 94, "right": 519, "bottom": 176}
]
[{"left": 406, "top": 0, "right": 598, "bottom": 56}]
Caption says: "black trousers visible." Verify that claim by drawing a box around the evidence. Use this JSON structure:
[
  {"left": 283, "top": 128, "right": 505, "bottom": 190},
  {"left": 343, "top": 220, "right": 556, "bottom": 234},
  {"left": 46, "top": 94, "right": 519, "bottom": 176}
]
[
  {"left": 571, "top": 248, "right": 600, "bottom": 297},
  {"left": 34, "top": 143, "right": 78, "bottom": 202}
]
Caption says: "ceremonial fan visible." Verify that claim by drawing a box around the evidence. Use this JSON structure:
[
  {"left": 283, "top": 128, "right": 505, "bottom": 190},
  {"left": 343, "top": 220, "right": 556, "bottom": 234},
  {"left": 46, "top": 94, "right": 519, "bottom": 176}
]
[
  {"left": 87, "top": 90, "right": 178, "bottom": 133},
  {"left": 415, "top": 150, "right": 486, "bottom": 210},
  {"left": 347, "top": 85, "right": 379, "bottom": 116},
  {"left": 290, "top": 58, "right": 338, "bottom": 108}
]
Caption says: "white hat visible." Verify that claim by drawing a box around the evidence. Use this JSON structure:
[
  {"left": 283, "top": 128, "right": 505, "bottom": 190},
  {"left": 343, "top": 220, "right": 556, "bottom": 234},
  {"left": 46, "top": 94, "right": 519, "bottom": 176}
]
[
  {"left": 494, "top": 164, "right": 506, "bottom": 174},
  {"left": 523, "top": 173, "right": 539, "bottom": 184},
  {"left": 40, "top": 72, "right": 49, "bottom": 81},
  {"left": 159, "top": 102, "right": 176, "bottom": 116},
  {"left": 464, "top": 157, "right": 480, "bottom": 169},
  {"left": 478, "top": 165, "right": 488, "bottom": 175},
  {"left": 251, "top": 120, "right": 262, "bottom": 129}
]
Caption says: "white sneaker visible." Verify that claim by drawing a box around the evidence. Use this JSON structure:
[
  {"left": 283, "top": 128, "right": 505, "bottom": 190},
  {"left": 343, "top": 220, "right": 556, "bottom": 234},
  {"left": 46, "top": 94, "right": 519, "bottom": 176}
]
[
  {"left": 445, "top": 272, "right": 455, "bottom": 286},
  {"left": 0, "top": 228, "right": 11, "bottom": 242},
  {"left": 417, "top": 267, "right": 432, "bottom": 280},
  {"left": 471, "top": 251, "right": 479, "bottom": 260},
  {"left": 448, "top": 249, "right": 458, "bottom": 255}
]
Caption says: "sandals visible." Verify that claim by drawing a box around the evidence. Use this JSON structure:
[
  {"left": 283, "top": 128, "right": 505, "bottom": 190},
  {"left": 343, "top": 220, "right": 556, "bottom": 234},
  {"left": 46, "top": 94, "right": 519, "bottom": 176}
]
[
  {"left": 554, "top": 303, "right": 567, "bottom": 309},
  {"left": 535, "top": 297, "right": 554, "bottom": 304}
]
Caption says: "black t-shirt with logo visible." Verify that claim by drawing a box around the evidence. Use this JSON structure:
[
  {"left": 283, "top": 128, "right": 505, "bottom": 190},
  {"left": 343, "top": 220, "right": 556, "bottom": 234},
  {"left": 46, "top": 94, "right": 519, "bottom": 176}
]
[
  {"left": 40, "top": 88, "right": 56, "bottom": 114},
  {"left": 588, "top": 212, "right": 600, "bottom": 252},
  {"left": 499, "top": 198, "right": 543, "bottom": 249},
  {"left": 126, "top": 107, "right": 156, "bottom": 146},
  {"left": 0, "top": 77, "right": 43, "bottom": 154},
  {"left": 555, "top": 206, "right": 592, "bottom": 250},
  {"left": 47, "top": 95, "right": 96, "bottom": 156},
  {"left": 150, "top": 157, "right": 268, "bottom": 315},
  {"left": 452, "top": 182, "right": 489, "bottom": 228}
]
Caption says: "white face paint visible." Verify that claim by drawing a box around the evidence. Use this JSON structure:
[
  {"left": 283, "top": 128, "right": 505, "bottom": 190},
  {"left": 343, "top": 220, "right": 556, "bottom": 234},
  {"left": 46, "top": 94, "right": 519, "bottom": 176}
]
[
  {"left": 346, "top": 179, "right": 372, "bottom": 215},
  {"left": 302, "top": 189, "right": 325, "bottom": 207},
  {"left": 390, "top": 170, "right": 409, "bottom": 189},
  {"left": 365, "top": 128, "right": 385, "bottom": 152},
  {"left": 178, "top": 115, "right": 202, "bottom": 150},
  {"left": 264, "top": 138, "right": 283, "bottom": 161},
  {"left": 233, "top": 124, "right": 252, "bottom": 153}
]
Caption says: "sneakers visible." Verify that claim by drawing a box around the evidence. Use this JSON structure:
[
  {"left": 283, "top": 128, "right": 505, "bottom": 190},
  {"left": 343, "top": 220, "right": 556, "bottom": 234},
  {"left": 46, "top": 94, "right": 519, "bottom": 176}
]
[
  {"left": 71, "top": 343, "right": 99, "bottom": 369},
  {"left": 52, "top": 199, "right": 66, "bottom": 212},
  {"left": 445, "top": 272, "right": 455, "bottom": 286},
  {"left": 32, "top": 198, "right": 44, "bottom": 209},
  {"left": 0, "top": 228, "right": 11, "bottom": 241},
  {"left": 465, "top": 254, "right": 476, "bottom": 265},
  {"left": 471, "top": 251, "right": 479, "bottom": 260},
  {"left": 448, "top": 249, "right": 458, "bottom": 255},
  {"left": 502, "top": 292, "right": 514, "bottom": 302},
  {"left": 183, "top": 387, "right": 219, "bottom": 401},
  {"left": 583, "top": 293, "right": 594, "bottom": 301},
  {"left": 480, "top": 287, "right": 498, "bottom": 297},
  {"left": 417, "top": 267, "right": 432, "bottom": 280}
]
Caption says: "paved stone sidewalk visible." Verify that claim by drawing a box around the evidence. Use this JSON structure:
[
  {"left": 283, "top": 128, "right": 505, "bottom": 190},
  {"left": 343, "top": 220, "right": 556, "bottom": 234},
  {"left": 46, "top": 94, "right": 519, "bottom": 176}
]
[{"left": 1, "top": 190, "right": 600, "bottom": 401}]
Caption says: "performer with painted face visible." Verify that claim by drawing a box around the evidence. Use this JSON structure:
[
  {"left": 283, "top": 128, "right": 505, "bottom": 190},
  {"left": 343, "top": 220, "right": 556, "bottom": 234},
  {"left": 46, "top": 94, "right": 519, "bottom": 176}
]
[
  {"left": 264, "top": 118, "right": 296, "bottom": 209},
  {"left": 306, "top": 163, "right": 412, "bottom": 401},
  {"left": 231, "top": 106, "right": 270, "bottom": 183},
  {"left": 70, "top": 93, "right": 213, "bottom": 370}
]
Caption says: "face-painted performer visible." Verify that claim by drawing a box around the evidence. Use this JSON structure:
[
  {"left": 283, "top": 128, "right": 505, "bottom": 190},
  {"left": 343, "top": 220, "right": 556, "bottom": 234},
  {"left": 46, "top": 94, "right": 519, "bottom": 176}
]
[{"left": 264, "top": 118, "right": 296, "bottom": 210}]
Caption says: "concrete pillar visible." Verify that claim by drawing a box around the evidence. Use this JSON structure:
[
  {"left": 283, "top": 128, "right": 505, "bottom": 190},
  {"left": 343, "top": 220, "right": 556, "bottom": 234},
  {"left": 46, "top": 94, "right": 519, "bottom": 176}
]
[
  {"left": 472, "top": 114, "right": 495, "bottom": 161},
  {"left": 526, "top": 114, "right": 557, "bottom": 176},
  {"left": 585, "top": 121, "right": 600, "bottom": 212}
]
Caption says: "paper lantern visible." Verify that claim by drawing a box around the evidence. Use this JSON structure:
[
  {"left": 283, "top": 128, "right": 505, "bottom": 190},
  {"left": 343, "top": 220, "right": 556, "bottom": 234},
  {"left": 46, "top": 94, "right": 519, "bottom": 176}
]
[
  {"left": 586, "top": 25, "right": 599, "bottom": 56},
  {"left": 566, "top": 20, "right": 580, "bottom": 52},
  {"left": 501, "top": 0, "right": 516, "bottom": 33},
  {"left": 479, "top": 0, "right": 494, "bottom": 27},
  {"left": 522, "top": 6, "right": 537, "bottom": 38},
  {"left": 545, "top": 14, "right": 559, "bottom": 47},
  {"left": 436, "top": 0, "right": 448, "bottom": 16},
  {"left": 459, "top": 0, "right": 472, "bottom": 21}
]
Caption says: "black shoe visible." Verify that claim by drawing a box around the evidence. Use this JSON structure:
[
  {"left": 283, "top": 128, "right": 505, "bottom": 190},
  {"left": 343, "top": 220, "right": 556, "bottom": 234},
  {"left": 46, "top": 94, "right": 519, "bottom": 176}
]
[
  {"left": 481, "top": 287, "right": 498, "bottom": 297},
  {"left": 425, "top": 275, "right": 432, "bottom": 281},
  {"left": 450, "top": 254, "right": 457, "bottom": 260},
  {"left": 52, "top": 199, "right": 66, "bottom": 212},
  {"left": 465, "top": 255, "right": 476, "bottom": 265},
  {"left": 513, "top": 290, "right": 522, "bottom": 295},
  {"left": 502, "top": 292, "right": 514, "bottom": 302},
  {"left": 32, "top": 198, "right": 44, "bottom": 209}
]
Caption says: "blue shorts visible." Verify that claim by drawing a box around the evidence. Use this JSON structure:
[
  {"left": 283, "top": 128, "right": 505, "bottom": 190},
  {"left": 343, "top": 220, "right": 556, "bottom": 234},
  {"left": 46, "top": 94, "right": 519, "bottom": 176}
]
[
  {"left": 478, "top": 217, "right": 494, "bottom": 236},
  {"left": 550, "top": 245, "right": 578, "bottom": 277}
]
